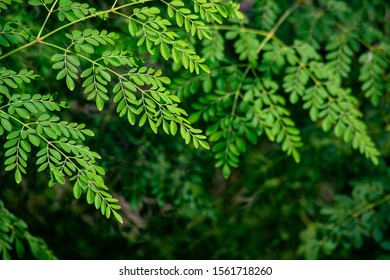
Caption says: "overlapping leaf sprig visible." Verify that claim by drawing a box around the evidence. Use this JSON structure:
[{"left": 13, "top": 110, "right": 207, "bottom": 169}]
[
  {"left": 0, "top": 0, "right": 243, "bottom": 222},
  {"left": 172, "top": 0, "right": 386, "bottom": 178}
]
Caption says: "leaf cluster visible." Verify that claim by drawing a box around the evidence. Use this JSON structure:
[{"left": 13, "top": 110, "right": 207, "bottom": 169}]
[
  {"left": 0, "top": 199, "right": 56, "bottom": 259},
  {"left": 172, "top": 0, "right": 389, "bottom": 177},
  {"left": 0, "top": 0, "right": 242, "bottom": 230}
]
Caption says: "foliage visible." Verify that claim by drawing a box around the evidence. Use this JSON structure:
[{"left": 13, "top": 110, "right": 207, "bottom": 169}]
[
  {"left": 0, "top": 0, "right": 390, "bottom": 260},
  {"left": 176, "top": 0, "right": 387, "bottom": 178},
  {"left": 169, "top": 0, "right": 390, "bottom": 259},
  {"left": 0, "top": 199, "right": 55, "bottom": 259},
  {"left": 299, "top": 177, "right": 390, "bottom": 259},
  {"left": 0, "top": 0, "right": 242, "bottom": 229}
]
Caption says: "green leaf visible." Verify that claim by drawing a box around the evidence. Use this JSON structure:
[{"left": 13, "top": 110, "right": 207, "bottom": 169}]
[
  {"left": 15, "top": 238, "right": 25, "bottom": 258},
  {"left": 53, "top": 171, "right": 65, "bottom": 185},
  {"left": 96, "top": 97, "right": 105, "bottom": 111},
  {"left": 105, "top": 207, "right": 111, "bottom": 219},
  {"left": 15, "top": 168, "right": 22, "bottom": 184},
  {"left": 292, "top": 149, "right": 300, "bottom": 163},
  {"left": 170, "top": 121, "right": 177, "bottom": 135},
  {"left": 56, "top": 69, "right": 67, "bottom": 80},
  {"left": 209, "top": 131, "right": 223, "bottom": 142},
  {"left": 148, "top": 119, "right": 158, "bottom": 134},
  {"left": 94, "top": 194, "right": 102, "bottom": 209},
  {"left": 15, "top": 108, "right": 30, "bottom": 119},
  {"left": 160, "top": 43, "right": 170, "bottom": 60},
  {"left": 235, "top": 137, "right": 246, "bottom": 153},
  {"left": 73, "top": 182, "right": 82, "bottom": 199},
  {"left": 86, "top": 189, "right": 94, "bottom": 204},
  {"left": 128, "top": 20, "right": 137, "bottom": 36},
  {"left": 245, "top": 129, "right": 257, "bottom": 145},
  {"left": 139, "top": 114, "right": 147, "bottom": 127},
  {"left": 198, "top": 139, "right": 210, "bottom": 149},
  {"left": 112, "top": 210, "right": 123, "bottom": 223},
  {"left": 222, "top": 164, "right": 231, "bottom": 179},
  {"left": 127, "top": 110, "right": 136, "bottom": 125},
  {"left": 1, "top": 118, "right": 12, "bottom": 131},
  {"left": 66, "top": 75, "right": 75, "bottom": 91}
]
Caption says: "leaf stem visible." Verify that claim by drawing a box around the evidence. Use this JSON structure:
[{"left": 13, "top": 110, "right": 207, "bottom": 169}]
[
  {"left": 211, "top": 25, "right": 270, "bottom": 38},
  {"left": 37, "top": 0, "right": 59, "bottom": 39},
  {"left": 0, "top": 40, "right": 37, "bottom": 61},
  {"left": 39, "top": 40, "right": 197, "bottom": 140},
  {"left": 256, "top": 1, "right": 300, "bottom": 55},
  {"left": 0, "top": 0, "right": 154, "bottom": 61},
  {"left": 111, "top": 0, "right": 119, "bottom": 9},
  {"left": 0, "top": 107, "right": 117, "bottom": 219},
  {"left": 40, "top": 0, "right": 153, "bottom": 41}
]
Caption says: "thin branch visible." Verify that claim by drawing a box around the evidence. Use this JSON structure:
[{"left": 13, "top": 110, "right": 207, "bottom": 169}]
[
  {"left": 256, "top": 1, "right": 300, "bottom": 55},
  {"left": 37, "top": 0, "right": 59, "bottom": 39},
  {"left": 0, "top": 0, "right": 154, "bottom": 61}
]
